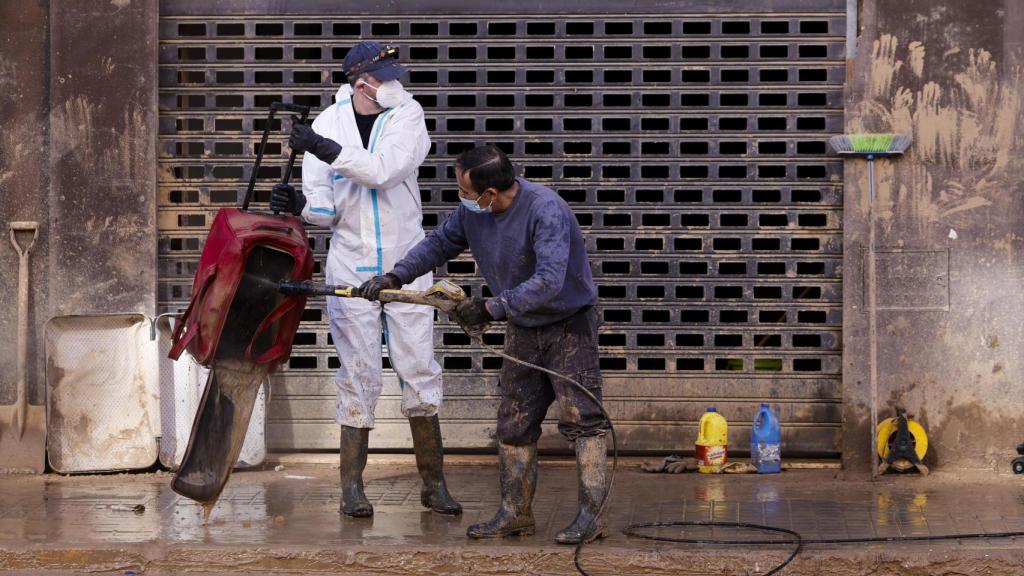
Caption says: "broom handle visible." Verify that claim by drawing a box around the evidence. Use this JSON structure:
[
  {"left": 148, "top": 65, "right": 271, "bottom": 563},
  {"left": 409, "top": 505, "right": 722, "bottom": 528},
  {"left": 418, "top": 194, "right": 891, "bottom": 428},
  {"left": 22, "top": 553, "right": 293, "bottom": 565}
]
[{"left": 867, "top": 156, "right": 879, "bottom": 478}]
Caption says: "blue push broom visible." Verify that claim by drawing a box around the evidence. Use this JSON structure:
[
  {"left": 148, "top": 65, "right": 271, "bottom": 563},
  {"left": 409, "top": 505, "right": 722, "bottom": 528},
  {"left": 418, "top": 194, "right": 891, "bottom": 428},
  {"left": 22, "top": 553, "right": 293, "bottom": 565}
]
[{"left": 828, "top": 134, "right": 912, "bottom": 477}]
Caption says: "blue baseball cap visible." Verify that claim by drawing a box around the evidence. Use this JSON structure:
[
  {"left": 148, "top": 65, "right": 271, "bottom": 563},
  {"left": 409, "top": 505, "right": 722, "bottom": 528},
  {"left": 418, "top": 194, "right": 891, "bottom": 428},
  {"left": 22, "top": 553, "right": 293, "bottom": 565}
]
[{"left": 343, "top": 40, "right": 407, "bottom": 82}]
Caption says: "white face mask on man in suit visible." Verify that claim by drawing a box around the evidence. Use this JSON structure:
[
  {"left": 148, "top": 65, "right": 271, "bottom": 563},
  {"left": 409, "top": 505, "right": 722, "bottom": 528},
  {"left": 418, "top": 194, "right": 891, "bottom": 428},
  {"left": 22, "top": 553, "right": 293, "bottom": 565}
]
[{"left": 358, "top": 79, "right": 408, "bottom": 109}]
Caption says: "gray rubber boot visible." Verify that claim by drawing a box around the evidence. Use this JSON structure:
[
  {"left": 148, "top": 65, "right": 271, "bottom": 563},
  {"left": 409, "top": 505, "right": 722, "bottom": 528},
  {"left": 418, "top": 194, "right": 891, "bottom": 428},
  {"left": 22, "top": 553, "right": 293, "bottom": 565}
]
[
  {"left": 467, "top": 442, "right": 537, "bottom": 538},
  {"left": 409, "top": 415, "right": 462, "bottom": 515},
  {"left": 339, "top": 425, "right": 373, "bottom": 517},
  {"left": 555, "top": 435, "right": 609, "bottom": 544}
]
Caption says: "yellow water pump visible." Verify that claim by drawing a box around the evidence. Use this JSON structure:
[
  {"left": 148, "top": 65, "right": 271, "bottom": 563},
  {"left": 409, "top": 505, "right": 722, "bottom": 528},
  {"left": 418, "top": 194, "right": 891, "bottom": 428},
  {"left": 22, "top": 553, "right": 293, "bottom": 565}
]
[{"left": 876, "top": 406, "right": 929, "bottom": 475}]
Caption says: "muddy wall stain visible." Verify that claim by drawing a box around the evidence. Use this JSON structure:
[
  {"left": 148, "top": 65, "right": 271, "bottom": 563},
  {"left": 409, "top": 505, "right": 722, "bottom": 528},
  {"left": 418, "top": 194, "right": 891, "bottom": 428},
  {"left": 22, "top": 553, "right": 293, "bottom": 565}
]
[{"left": 48, "top": 0, "right": 158, "bottom": 318}]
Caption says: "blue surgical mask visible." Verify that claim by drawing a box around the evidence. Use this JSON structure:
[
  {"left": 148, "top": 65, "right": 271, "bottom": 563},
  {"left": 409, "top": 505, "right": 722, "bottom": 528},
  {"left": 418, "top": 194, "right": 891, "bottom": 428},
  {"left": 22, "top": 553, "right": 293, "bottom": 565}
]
[{"left": 460, "top": 195, "right": 492, "bottom": 213}]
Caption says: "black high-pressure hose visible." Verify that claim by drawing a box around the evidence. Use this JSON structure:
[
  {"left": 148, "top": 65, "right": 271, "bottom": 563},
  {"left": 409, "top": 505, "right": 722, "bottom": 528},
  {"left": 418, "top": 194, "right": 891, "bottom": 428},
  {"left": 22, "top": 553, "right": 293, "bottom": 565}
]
[
  {"left": 476, "top": 334, "right": 1024, "bottom": 576},
  {"left": 622, "top": 522, "right": 1024, "bottom": 575}
]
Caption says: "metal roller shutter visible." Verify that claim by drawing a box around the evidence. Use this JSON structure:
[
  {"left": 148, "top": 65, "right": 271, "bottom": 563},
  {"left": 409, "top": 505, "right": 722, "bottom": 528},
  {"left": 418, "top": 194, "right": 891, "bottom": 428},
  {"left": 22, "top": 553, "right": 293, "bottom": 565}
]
[{"left": 158, "top": 1, "right": 845, "bottom": 455}]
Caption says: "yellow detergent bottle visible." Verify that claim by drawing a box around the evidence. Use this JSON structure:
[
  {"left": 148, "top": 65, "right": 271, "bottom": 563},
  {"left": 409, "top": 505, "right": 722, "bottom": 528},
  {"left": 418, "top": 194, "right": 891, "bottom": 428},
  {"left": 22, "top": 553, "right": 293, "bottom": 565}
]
[{"left": 696, "top": 407, "right": 729, "bottom": 473}]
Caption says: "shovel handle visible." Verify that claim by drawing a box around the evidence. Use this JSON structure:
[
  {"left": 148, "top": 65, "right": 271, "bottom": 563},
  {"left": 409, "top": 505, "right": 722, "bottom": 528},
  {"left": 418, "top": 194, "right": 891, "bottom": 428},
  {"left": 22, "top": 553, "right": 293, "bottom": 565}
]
[
  {"left": 376, "top": 288, "right": 432, "bottom": 307},
  {"left": 9, "top": 221, "right": 37, "bottom": 439},
  {"left": 276, "top": 281, "right": 448, "bottom": 310},
  {"left": 9, "top": 222, "right": 38, "bottom": 257}
]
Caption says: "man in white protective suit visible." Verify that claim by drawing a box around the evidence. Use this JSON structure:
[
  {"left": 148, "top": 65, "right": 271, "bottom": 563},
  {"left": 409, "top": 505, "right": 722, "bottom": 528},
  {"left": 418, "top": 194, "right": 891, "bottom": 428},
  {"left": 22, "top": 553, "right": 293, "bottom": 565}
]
[{"left": 270, "top": 40, "right": 461, "bottom": 518}]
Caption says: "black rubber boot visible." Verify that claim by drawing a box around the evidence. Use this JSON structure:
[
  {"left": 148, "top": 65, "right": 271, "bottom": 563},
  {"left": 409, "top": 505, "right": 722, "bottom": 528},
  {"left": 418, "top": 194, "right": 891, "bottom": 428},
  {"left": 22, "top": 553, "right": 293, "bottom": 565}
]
[
  {"left": 339, "top": 425, "right": 373, "bottom": 517},
  {"left": 467, "top": 442, "right": 537, "bottom": 538},
  {"left": 409, "top": 415, "right": 462, "bottom": 515},
  {"left": 555, "top": 435, "right": 609, "bottom": 544}
]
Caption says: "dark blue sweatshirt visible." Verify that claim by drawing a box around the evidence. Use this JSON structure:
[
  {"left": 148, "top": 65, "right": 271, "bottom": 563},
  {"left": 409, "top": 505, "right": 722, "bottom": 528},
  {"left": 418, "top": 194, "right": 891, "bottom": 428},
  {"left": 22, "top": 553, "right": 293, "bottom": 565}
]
[{"left": 391, "top": 178, "right": 597, "bottom": 327}]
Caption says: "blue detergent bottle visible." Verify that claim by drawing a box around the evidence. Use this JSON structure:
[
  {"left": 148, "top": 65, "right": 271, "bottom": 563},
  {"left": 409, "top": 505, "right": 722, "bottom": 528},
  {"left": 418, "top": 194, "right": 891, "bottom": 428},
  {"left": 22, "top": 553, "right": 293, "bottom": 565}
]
[{"left": 751, "top": 403, "right": 782, "bottom": 473}]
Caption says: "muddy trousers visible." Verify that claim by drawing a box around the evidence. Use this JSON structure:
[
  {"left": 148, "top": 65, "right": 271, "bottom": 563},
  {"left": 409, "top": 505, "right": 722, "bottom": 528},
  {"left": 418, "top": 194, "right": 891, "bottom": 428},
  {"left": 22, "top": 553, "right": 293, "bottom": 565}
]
[
  {"left": 338, "top": 415, "right": 462, "bottom": 517},
  {"left": 327, "top": 288, "right": 443, "bottom": 429},
  {"left": 496, "top": 306, "right": 608, "bottom": 445},
  {"left": 470, "top": 307, "right": 610, "bottom": 542}
]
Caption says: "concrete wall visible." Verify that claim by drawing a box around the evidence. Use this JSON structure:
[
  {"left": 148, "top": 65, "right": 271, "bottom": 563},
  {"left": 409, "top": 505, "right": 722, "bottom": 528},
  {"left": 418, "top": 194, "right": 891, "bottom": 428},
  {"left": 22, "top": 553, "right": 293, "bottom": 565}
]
[
  {"left": 49, "top": 0, "right": 158, "bottom": 317},
  {"left": 0, "top": 1, "right": 157, "bottom": 411},
  {"left": 843, "top": 0, "right": 1024, "bottom": 471}
]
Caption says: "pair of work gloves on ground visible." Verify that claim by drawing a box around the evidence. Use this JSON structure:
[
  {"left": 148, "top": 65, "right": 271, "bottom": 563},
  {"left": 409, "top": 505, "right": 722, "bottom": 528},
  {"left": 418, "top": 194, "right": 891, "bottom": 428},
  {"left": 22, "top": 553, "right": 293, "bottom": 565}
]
[
  {"left": 268, "top": 123, "right": 341, "bottom": 215},
  {"left": 359, "top": 274, "right": 493, "bottom": 333},
  {"left": 639, "top": 454, "right": 758, "bottom": 474}
]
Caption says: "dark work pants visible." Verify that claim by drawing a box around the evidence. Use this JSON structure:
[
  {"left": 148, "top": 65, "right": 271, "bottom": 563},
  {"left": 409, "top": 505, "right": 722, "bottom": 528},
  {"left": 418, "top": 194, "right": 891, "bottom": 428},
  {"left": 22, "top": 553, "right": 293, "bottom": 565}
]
[{"left": 496, "top": 306, "right": 608, "bottom": 445}]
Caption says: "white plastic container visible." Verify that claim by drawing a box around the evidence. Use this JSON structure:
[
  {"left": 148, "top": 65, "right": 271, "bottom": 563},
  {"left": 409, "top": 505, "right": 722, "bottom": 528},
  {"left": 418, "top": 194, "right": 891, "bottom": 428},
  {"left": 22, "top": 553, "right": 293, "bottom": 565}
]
[{"left": 156, "top": 317, "right": 267, "bottom": 470}]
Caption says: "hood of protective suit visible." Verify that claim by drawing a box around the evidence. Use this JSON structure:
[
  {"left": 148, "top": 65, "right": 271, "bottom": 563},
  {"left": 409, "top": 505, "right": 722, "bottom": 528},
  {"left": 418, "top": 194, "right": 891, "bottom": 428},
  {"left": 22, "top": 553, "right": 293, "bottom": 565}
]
[{"left": 336, "top": 83, "right": 354, "bottom": 103}]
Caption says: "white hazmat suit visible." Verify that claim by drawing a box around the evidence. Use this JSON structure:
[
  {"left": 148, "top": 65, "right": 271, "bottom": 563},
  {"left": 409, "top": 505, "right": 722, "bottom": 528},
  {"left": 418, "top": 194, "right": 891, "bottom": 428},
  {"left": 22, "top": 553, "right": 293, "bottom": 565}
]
[{"left": 299, "top": 83, "right": 442, "bottom": 429}]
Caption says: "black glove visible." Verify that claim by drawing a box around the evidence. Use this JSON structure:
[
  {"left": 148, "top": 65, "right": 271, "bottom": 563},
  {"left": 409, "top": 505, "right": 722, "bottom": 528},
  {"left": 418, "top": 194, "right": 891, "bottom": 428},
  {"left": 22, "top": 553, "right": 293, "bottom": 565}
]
[
  {"left": 270, "top": 183, "right": 306, "bottom": 215},
  {"left": 359, "top": 273, "right": 402, "bottom": 301},
  {"left": 453, "top": 297, "right": 493, "bottom": 331},
  {"left": 289, "top": 123, "right": 342, "bottom": 164}
]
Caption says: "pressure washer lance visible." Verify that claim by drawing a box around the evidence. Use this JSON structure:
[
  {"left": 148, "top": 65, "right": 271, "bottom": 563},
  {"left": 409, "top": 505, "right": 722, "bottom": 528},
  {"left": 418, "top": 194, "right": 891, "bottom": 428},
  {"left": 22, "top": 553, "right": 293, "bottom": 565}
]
[{"left": 279, "top": 279, "right": 617, "bottom": 576}]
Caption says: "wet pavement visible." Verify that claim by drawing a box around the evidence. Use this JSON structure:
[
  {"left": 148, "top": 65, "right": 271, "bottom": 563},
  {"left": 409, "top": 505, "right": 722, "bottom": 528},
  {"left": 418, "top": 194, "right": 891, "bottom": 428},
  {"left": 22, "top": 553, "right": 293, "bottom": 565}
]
[{"left": 2, "top": 456, "right": 1024, "bottom": 575}]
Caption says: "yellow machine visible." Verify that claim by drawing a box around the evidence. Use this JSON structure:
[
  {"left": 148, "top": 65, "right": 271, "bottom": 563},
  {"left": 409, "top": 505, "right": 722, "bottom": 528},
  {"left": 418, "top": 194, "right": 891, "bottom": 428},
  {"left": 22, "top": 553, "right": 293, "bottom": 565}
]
[{"left": 875, "top": 406, "right": 929, "bottom": 475}]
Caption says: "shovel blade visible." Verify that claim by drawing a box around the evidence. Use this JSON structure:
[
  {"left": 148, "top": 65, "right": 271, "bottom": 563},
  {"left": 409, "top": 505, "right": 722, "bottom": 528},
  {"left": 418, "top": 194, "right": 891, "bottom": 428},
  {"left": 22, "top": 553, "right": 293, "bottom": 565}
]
[{"left": 0, "top": 405, "right": 46, "bottom": 474}]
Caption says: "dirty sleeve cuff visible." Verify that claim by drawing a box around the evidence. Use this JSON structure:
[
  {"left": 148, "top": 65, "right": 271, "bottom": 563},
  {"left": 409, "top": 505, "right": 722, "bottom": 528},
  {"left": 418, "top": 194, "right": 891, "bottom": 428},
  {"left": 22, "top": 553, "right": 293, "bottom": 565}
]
[
  {"left": 388, "top": 266, "right": 413, "bottom": 286},
  {"left": 485, "top": 298, "right": 507, "bottom": 321}
]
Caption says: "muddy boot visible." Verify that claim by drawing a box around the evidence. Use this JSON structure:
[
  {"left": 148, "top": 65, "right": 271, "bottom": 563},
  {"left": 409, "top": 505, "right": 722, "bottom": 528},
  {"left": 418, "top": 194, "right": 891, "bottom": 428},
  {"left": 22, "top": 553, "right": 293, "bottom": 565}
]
[
  {"left": 555, "top": 435, "right": 609, "bottom": 545},
  {"left": 409, "top": 415, "right": 462, "bottom": 515},
  {"left": 467, "top": 442, "right": 537, "bottom": 538},
  {"left": 339, "top": 425, "right": 373, "bottom": 517}
]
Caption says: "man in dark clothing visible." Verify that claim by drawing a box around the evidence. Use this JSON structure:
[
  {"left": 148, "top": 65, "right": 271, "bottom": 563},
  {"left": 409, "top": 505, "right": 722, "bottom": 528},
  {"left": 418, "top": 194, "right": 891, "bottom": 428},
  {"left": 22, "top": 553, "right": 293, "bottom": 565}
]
[{"left": 361, "top": 145, "right": 610, "bottom": 544}]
